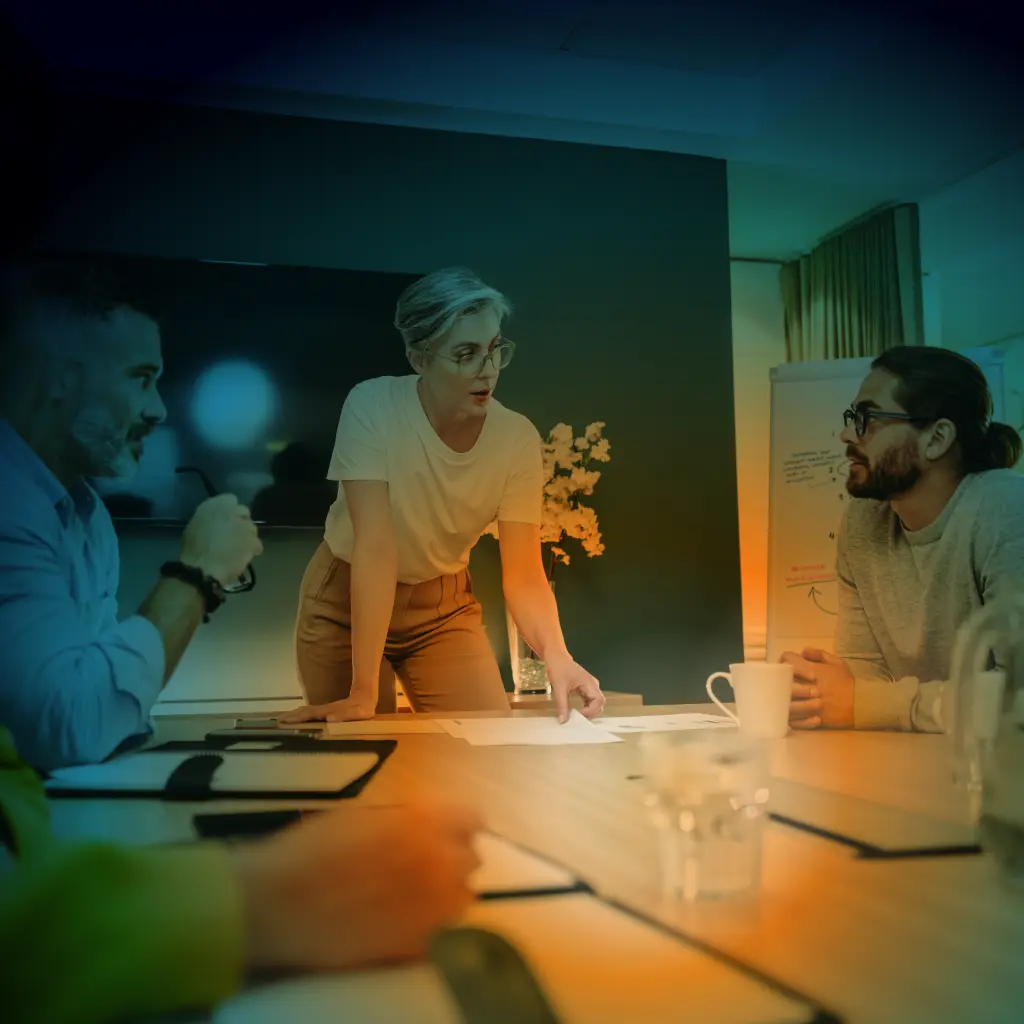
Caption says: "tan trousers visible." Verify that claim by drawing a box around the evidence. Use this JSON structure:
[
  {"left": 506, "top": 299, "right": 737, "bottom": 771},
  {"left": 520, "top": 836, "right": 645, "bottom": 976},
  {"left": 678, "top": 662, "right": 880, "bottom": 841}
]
[{"left": 295, "top": 542, "right": 510, "bottom": 714}]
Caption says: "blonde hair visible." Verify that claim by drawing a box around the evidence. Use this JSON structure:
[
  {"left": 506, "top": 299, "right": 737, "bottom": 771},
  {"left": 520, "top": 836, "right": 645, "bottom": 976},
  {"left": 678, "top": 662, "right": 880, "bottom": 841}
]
[{"left": 394, "top": 267, "right": 511, "bottom": 354}]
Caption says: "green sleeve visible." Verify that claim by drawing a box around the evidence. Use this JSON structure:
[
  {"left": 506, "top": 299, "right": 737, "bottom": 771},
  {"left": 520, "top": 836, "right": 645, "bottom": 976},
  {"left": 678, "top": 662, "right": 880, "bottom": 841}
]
[
  {"left": 0, "top": 726, "right": 53, "bottom": 859},
  {"left": 1, "top": 841, "right": 246, "bottom": 1024},
  {"left": 0, "top": 727, "right": 246, "bottom": 1023}
]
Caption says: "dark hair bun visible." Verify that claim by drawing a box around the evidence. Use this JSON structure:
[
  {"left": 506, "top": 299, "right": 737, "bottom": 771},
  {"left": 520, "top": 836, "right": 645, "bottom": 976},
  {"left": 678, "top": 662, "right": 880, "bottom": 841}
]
[{"left": 980, "top": 421, "right": 1023, "bottom": 470}]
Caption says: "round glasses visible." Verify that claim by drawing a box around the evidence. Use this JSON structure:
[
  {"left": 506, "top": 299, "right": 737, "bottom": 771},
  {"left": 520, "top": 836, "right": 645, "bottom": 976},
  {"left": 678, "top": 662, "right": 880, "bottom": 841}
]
[
  {"left": 843, "top": 406, "right": 924, "bottom": 438},
  {"left": 434, "top": 339, "right": 516, "bottom": 378}
]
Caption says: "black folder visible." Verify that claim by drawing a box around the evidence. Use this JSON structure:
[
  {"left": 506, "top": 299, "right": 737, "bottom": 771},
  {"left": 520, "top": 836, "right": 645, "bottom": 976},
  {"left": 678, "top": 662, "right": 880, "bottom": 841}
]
[{"left": 43, "top": 738, "right": 395, "bottom": 801}]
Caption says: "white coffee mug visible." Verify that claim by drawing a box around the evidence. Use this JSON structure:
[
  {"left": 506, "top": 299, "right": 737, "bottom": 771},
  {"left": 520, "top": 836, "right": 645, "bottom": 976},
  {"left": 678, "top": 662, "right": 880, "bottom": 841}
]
[{"left": 706, "top": 662, "right": 793, "bottom": 739}]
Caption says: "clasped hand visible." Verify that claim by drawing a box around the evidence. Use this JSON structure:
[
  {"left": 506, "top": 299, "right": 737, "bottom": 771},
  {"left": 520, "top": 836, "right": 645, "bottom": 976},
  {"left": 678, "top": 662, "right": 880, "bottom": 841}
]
[{"left": 779, "top": 647, "right": 855, "bottom": 729}]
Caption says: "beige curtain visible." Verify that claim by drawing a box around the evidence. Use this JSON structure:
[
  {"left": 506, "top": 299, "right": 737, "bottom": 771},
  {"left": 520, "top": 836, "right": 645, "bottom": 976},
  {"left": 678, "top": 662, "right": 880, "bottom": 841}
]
[{"left": 780, "top": 204, "right": 924, "bottom": 361}]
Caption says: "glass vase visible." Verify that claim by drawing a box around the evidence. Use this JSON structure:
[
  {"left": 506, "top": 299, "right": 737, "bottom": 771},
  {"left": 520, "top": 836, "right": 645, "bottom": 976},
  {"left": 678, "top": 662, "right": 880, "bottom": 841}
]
[{"left": 506, "top": 579, "right": 555, "bottom": 696}]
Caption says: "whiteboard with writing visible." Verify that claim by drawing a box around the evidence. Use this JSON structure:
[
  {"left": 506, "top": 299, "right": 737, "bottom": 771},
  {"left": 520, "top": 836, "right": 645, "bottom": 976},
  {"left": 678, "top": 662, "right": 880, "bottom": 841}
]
[{"left": 766, "top": 349, "right": 1005, "bottom": 663}]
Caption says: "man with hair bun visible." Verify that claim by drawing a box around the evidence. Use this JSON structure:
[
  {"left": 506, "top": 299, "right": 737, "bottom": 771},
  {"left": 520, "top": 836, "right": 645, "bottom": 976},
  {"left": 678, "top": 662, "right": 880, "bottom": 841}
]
[{"left": 782, "top": 346, "right": 1024, "bottom": 733}]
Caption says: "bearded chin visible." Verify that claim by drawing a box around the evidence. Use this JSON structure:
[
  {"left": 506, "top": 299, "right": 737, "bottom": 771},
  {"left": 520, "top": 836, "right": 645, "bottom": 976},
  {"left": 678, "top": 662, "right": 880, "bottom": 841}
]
[
  {"left": 846, "top": 448, "right": 921, "bottom": 501},
  {"left": 70, "top": 406, "right": 138, "bottom": 480}
]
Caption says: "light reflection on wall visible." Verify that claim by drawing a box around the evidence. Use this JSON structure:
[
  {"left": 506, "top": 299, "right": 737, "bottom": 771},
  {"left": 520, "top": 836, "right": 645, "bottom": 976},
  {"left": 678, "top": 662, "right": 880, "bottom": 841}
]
[
  {"left": 731, "top": 267, "right": 787, "bottom": 663},
  {"left": 191, "top": 360, "right": 278, "bottom": 450}
]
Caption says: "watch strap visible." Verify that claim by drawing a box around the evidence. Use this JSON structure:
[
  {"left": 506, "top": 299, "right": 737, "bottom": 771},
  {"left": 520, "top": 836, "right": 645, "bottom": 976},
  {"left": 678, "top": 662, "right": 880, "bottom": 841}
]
[{"left": 159, "top": 561, "right": 225, "bottom": 622}]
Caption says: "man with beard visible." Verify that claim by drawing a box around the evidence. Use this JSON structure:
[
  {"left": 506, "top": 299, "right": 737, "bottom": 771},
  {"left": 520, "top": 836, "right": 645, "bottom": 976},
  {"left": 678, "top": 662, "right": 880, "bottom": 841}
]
[
  {"left": 0, "top": 261, "right": 484, "bottom": 1024},
  {"left": 782, "top": 346, "right": 1024, "bottom": 732},
  {"left": 0, "top": 259, "right": 264, "bottom": 769}
]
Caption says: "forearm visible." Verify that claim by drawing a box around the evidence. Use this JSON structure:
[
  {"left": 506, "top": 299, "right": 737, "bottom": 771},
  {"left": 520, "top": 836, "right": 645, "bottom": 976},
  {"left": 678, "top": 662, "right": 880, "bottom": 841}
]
[
  {"left": 2, "top": 619, "right": 167, "bottom": 771},
  {"left": 349, "top": 540, "right": 398, "bottom": 702},
  {"left": 504, "top": 574, "right": 570, "bottom": 663},
  {"left": 1, "top": 843, "right": 244, "bottom": 1024},
  {"left": 137, "top": 577, "right": 207, "bottom": 684},
  {"left": 853, "top": 674, "right": 945, "bottom": 733}
]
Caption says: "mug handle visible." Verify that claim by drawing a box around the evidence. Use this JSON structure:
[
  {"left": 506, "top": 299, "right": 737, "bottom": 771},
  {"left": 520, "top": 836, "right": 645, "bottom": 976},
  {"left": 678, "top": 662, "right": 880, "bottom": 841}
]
[{"left": 705, "top": 672, "right": 740, "bottom": 725}]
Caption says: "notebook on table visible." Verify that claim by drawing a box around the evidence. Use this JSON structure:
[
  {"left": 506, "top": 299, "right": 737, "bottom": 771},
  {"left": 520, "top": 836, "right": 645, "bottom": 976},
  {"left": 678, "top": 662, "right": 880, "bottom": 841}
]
[{"left": 44, "top": 738, "right": 395, "bottom": 801}]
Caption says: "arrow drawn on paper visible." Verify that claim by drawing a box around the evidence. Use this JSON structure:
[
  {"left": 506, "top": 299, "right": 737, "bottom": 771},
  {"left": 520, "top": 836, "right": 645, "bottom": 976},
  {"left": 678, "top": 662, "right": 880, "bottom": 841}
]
[{"left": 808, "top": 586, "right": 837, "bottom": 616}]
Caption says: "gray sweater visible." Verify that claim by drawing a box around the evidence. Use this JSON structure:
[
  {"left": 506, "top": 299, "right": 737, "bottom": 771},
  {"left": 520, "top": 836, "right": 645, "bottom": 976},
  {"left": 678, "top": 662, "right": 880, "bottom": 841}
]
[{"left": 836, "top": 469, "right": 1024, "bottom": 732}]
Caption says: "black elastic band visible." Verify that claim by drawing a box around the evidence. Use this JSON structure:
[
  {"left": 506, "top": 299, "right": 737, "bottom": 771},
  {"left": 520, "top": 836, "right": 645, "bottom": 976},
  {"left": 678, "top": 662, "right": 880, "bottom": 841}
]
[
  {"left": 164, "top": 754, "right": 223, "bottom": 801},
  {"left": 0, "top": 807, "right": 17, "bottom": 856},
  {"left": 159, "top": 561, "right": 225, "bottom": 622}
]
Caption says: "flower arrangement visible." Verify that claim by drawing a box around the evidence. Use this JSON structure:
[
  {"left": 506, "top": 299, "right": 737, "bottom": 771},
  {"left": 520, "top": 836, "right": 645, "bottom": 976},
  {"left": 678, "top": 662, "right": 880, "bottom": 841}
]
[{"left": 484, "top": 421, "right": 610, "bottom": 579}]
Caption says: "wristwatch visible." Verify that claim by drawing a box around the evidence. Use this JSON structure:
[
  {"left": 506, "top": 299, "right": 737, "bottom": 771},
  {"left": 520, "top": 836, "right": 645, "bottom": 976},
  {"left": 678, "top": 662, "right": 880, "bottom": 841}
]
[{"left": 159, "top": 561, "right": 226, "bottom": 622}]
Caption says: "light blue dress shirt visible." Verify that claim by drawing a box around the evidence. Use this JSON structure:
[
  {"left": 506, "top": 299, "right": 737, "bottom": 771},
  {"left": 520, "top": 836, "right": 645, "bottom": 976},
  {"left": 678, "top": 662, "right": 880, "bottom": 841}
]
[{"left": 0, "top": 420, "right": 165, "bottom": 770}]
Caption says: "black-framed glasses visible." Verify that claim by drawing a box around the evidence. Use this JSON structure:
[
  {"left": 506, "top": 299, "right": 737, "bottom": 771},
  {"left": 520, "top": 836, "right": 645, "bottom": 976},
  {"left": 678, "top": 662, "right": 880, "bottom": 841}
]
[
  {"left": 843, "top": 406, "right": 925, "bottom": 438},
  {"left": 174, "top": 466, "right": 256, "bottom": 593},
  {"left": 433, "top": 338, "right": 517, "bottom": 378}
]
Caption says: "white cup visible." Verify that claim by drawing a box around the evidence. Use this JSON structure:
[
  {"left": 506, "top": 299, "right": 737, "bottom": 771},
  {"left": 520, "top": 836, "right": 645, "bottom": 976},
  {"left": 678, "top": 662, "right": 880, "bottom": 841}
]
[{"left": 706, "top": 662, "right": 793, "bottom": 739}]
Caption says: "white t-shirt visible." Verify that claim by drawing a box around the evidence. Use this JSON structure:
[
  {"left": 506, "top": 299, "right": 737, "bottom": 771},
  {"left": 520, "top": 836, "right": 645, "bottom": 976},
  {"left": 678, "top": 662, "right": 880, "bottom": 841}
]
[{"left": 324, "top": 375, "right": 544, "bottom": 584}]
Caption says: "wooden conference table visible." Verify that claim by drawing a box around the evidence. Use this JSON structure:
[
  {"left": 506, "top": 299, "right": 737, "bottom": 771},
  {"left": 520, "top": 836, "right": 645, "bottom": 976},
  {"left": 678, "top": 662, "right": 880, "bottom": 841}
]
[{"left": 47, "top": 702, "right": 1024, "bottom": 1023}]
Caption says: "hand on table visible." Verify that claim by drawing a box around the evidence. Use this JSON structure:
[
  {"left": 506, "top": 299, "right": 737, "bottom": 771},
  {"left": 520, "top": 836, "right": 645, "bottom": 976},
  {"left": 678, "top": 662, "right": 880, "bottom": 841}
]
[
  {"left": 279, "top": 696, "right": 377, "bottom": 724},
  {"left": 546, "top": 653, "right": 605, "bottom": 724},
  {"left": 779, "top": 647, "right": 855, "bottom": 730},
  {"left": 232, "top": 799, "right": 483, "bottom": 971}
]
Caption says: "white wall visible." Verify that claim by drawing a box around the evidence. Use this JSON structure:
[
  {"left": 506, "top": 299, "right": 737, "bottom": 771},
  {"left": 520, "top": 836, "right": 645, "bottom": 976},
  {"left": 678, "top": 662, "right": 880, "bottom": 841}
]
[
  {"left": 919, "top": 146, "right": 1024, "bottom": 463},
  {"left": 1000, "top": 337, "right": 1024, "bottom": 442},
  {"left": 919, "top": 147, "right": 1024, "bottom": 351},
  {"left": 730, "top": 261, "right": 787, "bottom": 660}
]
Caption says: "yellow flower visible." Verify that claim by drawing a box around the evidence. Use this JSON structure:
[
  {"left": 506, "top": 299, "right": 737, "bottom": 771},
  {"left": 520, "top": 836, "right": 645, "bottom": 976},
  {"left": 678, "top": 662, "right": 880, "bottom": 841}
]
[
  {"left": 548, "top": 442, "right": 581, "bottom": 471},
  {"left": 477, "top": 421, "right": 610, "bottom": 568},
  {"left": 570, "top": 467, "right": 601, "bottom": 494}
]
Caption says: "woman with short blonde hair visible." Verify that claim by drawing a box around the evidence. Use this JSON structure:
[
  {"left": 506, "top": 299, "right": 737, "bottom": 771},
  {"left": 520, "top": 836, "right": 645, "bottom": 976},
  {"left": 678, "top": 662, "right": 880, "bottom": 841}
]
[{"left": 284, "top": 267, "right": 604, "bottom": 723}]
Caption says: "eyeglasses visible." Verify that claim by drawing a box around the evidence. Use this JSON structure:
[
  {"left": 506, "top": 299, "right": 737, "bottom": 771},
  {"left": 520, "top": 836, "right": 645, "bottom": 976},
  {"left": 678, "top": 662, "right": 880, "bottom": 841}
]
[
  {"left": 843, "top": 406, "right": 925, "bottom": 438},
  {"left": 432, "top": 339, "right": 517, "bottom": 378}
]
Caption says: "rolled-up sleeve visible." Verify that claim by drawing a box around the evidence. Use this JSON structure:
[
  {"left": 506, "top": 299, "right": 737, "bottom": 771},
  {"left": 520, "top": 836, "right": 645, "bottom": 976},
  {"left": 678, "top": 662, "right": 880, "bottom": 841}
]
[{"left": 0, "top": 523, "right": 165, "bottom": 770}]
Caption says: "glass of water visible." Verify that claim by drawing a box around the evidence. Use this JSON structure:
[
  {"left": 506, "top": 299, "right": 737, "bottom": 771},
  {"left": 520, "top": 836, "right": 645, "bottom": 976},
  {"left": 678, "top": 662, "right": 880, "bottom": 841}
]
[{"left": 640, "top": 730, "right": 770, "bottom": 902}]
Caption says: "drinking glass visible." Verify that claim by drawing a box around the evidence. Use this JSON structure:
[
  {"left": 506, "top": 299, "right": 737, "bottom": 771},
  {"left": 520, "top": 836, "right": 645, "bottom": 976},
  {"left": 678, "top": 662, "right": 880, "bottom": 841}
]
[{"left": 640, "top": 729, "right": 770, "bottom": 901}]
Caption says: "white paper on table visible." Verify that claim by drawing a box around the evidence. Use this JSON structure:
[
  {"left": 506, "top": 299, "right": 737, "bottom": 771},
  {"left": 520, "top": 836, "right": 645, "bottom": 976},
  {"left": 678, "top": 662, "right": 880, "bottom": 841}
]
[
  {"left": 435, "top": 709, "right": 622, "bottom": 746},
  {"left": 44, "top": 751, "right": 380, "bottom": 794},
  {"left": 471, "top": 833, "right": 581, "bottom": 894},
  {"left": 592, "top": 714, "right": 737, "bottom": 734}
]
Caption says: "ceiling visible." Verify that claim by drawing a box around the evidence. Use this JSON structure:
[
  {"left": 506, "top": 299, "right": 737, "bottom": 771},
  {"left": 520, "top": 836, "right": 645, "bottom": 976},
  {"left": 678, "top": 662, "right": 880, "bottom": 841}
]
[{"left": 5, "top": 0, "right": 1023, "bottom": 260}]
